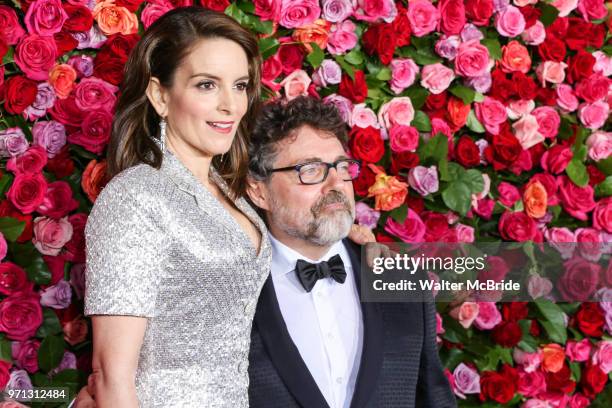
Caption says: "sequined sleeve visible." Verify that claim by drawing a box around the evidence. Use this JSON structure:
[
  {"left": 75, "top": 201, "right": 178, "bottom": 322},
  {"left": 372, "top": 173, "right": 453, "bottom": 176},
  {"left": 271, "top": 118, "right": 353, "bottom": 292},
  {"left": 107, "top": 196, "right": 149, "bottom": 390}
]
[{"left": 84, "top": 176, "right": 164, "bottom": 318}]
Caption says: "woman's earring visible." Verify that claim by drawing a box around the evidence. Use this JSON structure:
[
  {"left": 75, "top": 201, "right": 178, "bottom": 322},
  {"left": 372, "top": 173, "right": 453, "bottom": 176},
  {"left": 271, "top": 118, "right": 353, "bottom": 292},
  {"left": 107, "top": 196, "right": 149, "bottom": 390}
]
[{"left": 159, "top": 118, "right": 166, "bottom": 152}]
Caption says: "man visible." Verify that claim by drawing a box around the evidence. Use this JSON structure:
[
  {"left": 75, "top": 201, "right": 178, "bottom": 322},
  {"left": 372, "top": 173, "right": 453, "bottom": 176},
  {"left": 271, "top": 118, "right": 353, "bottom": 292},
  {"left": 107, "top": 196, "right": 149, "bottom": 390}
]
[{"left": 74, "top": 96, "right": 455, "bottom": 407}]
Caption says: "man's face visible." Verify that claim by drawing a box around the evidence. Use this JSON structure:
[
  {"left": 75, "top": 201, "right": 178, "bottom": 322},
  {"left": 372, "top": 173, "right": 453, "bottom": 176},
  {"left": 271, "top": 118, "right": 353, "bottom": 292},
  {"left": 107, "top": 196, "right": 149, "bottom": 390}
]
[{"left": 250, "top": 125, "right": 356, "bottom": 247}]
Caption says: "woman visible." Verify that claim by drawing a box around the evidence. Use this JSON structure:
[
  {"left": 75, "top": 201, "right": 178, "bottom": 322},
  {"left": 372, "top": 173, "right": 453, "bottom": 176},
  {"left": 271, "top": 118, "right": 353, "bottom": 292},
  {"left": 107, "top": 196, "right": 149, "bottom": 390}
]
[{"left": 84, "top": 7, "right": 268, "bottom": 407}]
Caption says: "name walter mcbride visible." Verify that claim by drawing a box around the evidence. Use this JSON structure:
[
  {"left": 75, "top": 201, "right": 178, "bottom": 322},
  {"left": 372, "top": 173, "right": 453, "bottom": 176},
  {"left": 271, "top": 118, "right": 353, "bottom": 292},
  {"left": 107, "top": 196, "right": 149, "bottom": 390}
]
[{"left": 373, "top": 279, "right": 521, "bottom": 292}]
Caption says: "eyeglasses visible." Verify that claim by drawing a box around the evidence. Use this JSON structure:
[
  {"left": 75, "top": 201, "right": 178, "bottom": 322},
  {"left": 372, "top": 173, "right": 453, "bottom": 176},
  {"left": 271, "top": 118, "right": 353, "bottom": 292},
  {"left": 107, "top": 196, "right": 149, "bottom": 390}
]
[{"left": 270, "top": 159, "right": 361, "bottom": 185}]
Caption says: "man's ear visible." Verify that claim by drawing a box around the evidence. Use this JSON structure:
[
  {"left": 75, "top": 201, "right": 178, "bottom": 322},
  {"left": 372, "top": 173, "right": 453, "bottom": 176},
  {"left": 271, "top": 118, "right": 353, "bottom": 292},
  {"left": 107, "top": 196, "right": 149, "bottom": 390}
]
[
  {"left": 246, "top": 176, "right": 271, "bottom": 211},
  {"left": 145, "top": 77, "right": 168, "bottom": 117}
]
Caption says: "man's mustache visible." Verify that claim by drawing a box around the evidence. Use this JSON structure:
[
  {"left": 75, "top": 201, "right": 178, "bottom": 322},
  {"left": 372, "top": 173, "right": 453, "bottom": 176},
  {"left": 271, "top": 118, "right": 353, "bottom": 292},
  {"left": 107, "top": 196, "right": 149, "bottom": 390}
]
[{"left": 311, "top": 191, "right": 352, "bottom": 215}]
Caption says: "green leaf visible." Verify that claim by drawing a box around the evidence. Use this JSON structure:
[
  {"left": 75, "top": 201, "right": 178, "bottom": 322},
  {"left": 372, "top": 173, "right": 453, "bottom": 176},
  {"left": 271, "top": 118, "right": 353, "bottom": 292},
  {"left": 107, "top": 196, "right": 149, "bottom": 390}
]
[
  {"left": 534, "top": 300, "right": 567, "bottom": 344},
  {"left": 449, "top": 85, "right": 476, "bottom": 104},
  {"left": 2, "top": 46, "right": 14, "bottom": 65},
  {"left": 481, "top": 38, "right": 502, "bottom": 60},
  {"left": 566, "top": 159, "right": 589, "bottom": 187},
  {"left": 418, "top": 133, "right": 448, "bottom": 164},
  {"left": 442, "top": 182, "right": 472, "bottom": 216},
  {"left": 0, "top": 335, "right": 12, "bottom": 363},
  {"left": 446, "top": 162, "right": 466, "bottom": 181},
  {"left": 540, "top": 4, "right": 560, "bottom": 27},
  {"left": 466, "top": 110, "right": 485, "bottom": 133},
  {"left": 38, "top": 335, "right": 66, "bottom": 373},
  {"left": 334, "top": 55, "right": 355, "bottom": 81},
  {"left": 258, "top": 37, "right": 280, "bottom": 60},
  {"left": 10, "top": 242, "right": 52, "bottom": 284},
  {"left": 438, "top": 158, "right": 449, "bottom": 182},
  {"left": 36, "top": 308, "right": 63, "bottom": 338},
  {"left": 411, "top": 110, "right": 431, "bottom": 132},
  {"left": 602, "top": 44, "right": 612, "bottom": 57},
  {"left": 235, "top": 0, "right": 255, "bottom": 13},
  {"left": 306, "top": 42, "right": 325, "bottom": 69},
  {"left": 596, "top": 176, "right": 612, "bottom": 197},
  {"left": 403, "top": 86, "right": 428, "bottom": 110},
  {"left": 0, "top": 217, "right": 25, "bottom": 242},
  {"left": 344, "top": 49, "right": 365, "bottom": 65},
  {"left": 596, "top": 156, "right": 612, "bottom": 176},
  {"left": 376, "top": 67, "right": 391, "bottom": 81},
  {"left": 389, "top": 205, "right": 408, "bottom": 224},
  {"left": 0, "top": 173, "right": 12, "bottom": 198},
  {"left": 464, "top": 169, "right": 485, "bottom": 194}
]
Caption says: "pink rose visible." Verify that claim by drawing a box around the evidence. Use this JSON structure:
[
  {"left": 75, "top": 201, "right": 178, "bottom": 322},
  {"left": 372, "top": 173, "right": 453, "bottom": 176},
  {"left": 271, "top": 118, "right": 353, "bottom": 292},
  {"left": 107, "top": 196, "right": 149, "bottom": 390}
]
[
  {"left": 545, "top": 227, "right": 576, "bottom": 259},
  {"left": 593, "top": 51, "right": 612, "bottom": 77},
  {"left": 497, "top": 181, "right": 521, "bottom": 206},
  {"left": 0, "top": 5, "right": 26, "bottom": 45},
  {"left": 327, "top": 20, "right": 358, "bottom": 55},
  {"left": 420, "top": 63, "right": 455, "bottom": 95},
  {"left": 527, "top": 275, "right": 553, "bottom": 299},
  {"left": 430, "top": 117, "right": 452, "bottom": 140},
  {"left": 578, "top": 101, "right": 609, "bottom": 130},
  {"left": 350, "top": 104, "right": 379, "bottom": 129},
  {"left": 0, "top": 233, "right": 6, "bottom": 261},
  {"left": 557, "top": 175, "right": 596, "bottom": 221},
  {"left": 353, "top": 0, "right": 397, "bottom": 23},
  {"left": 14, "top": 34, "right": 58, "bottom": 81},
  {"left": 536, "top": 61, "right": 567, "bottom": 87},
  {"left": 449, "top": 301, "right": 479, "bottom": 329},
  {"left": 494, "top": 5, "right": 525, "bottom": 38},
  {"left": 521, "top": 20, "right": 546, "bottom": 45},
  {"left": 12, "top": 340, "right": 40, "bottom": 373},
  {"left": 567, "top": 339, "right": 592, "bottom": 362},
  {"left": 321, "top": 0, "right": 354, "bottom": 23},
  {"left": 452, "top": 363, "right": 480, "bottom": 399},
  {"left": 513, "top": 114, "right": 544, "bottom": 150},
  {"left": 506, "top": 99, "right": 535, "bottom": 120},
  {"left": 454, "top": 39, "right": 491, "bottom": 78},
  {"left": 438, "top": 0, "right": 466, "bottom": 36},
  {"left": 254, "top": 0, "right": 282, "bottom": 22},
  {"left": 569, "top": 393, "right": 590, "bottom": 408},
  {"left": 556, "top": 84, "right": 579, "bottom": 112},
  {"left": 32, "top": 217, "right": 73, "bottom": 256},
  {"left": 513, "top": 348, "right": 543, "bottom": 373},
  {"left": 0, "top": 293, "right": 43, "bottom": 341},
  {"left": 540, "top": 145, "right": 573, "bottom": 174},
  {"left": 474, "top": 96, "right": 507, "bottom": 135},
  {"left": 354, "top": 202, "right": 380, "bottom": 229},
  {"left": 323, "top": 93, "right": 353, "bottom": 123},
  {"left": 140, "top": 2, "right": 172, "bottom": 29},
  {"left": 473, "top": 302, "right": 501, "bottom": 330},
  {"left": 576, "top": 227, "right": 603, "bottom": 262},
  {"left": 389, "top": 125, "right": 419, "bottom": 153},
  {"left": 408, "top": 165, "right": 439, "bottom": 196},
  {"left": 24, "top": 0, "right": 68, "bottom": 36},
  {"left": 586, "top": 131, "right": 612, "bottom": 162},
  {"left": 279, "top": 0, "right": 321, "bottom": 28},
  {"left": 455, "top": 223, "right": 475, "bottom": 243},
  {"left": 552, "top": 0, "right": 579, "bottom": 17},
  {"left": 577, "top": 0, "right": 608, "bottom": 22},
  {"left": 390, "top": 58, "right": 419, "bottom": 94},
  {"left": 407, "top": 0, "right": 440, "bottom": 37},
  {"left": 377, "top": 97, "right": 415, "bottom": 130},
  {"left": 592, "top": 341, "right": 612, "bottom": 374},
  {"left": 518, "top": 369, "right": 547, "bottom": 397},
  {"left": 532, "top": 107, "right": 560, "bottom": 139},
  {"left": 74, "top": 77, "right": 118, "bottom": 113},
  {"left": 593, "top": 197, "right": 612, "bottom": 233},
  {"left": 384, "top": 208, "right": 426, "bottom": 242},
  {"left": 280, "top": 69, "right": 311, "bottom": 100}
]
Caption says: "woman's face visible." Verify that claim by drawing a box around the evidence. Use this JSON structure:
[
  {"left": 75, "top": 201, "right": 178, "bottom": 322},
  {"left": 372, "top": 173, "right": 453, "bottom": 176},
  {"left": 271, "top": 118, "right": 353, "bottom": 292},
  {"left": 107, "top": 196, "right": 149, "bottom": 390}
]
[{"left": 160, "top": 37, "right": 250, "bottom": 159}]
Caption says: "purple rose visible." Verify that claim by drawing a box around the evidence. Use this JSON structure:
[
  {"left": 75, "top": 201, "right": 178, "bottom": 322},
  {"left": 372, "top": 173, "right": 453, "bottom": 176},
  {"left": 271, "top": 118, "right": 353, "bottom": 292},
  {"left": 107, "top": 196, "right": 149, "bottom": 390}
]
[
  {"left": 435, "top": 35, "right": 461, "bottom": 60},
  {"left": 40, "top": 280, "right": 72, "bottom": 309},
  {"left": 23, "top": 82, "right": 57, "bottom": 121},
  {"left": 460, "top": 24, "right": 484, "bottom": 42},
  {"left": 408, "top": 165, "right": 439, "bottom": 196},
  {"left": 49, "top": 351, "right": 77, "bottom": 376},
  {"left": 73, "top": 25, "right": 107, "bottom": 50},
  {"left": 5, "top": 369, "right": 33, "bottom": 393},
  {"left": 12, "top": 340, "right": 40, "bottom": 373},
  {"left": 323, "top": 93, "right": 353, "bottom": 123},
  {"left": 312, "top": 59, "right": 342, "bottom": 87},
  {"left": 32, "top": 120, "right": 66, "bottom": 159},
  {"left": 355, "top": 202, "right": 381, "bottom": 229},
  {"left": 321, "top": 0, "right": 354, "bottom": 22},
  {"left": 70, "top": 263, "right": 86, "bottom": 299},
  {"left": 0, "top": 128, "right": 29, "bottom": 158},
  {"left": 465, "top": 73, "right": 492, "bottom": 94},
  {"left": 453, "top": 363, "right": 481, "bottom": 399},
  {"left": 67, "top": 55, "right": 95, "bottom": 78}
]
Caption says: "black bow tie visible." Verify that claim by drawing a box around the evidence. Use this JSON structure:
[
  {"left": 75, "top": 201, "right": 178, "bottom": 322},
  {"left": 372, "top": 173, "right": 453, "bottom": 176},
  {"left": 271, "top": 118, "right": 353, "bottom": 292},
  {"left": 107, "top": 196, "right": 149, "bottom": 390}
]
[{"left": 295, "top": 254, "right": 347, "bottom": 293}]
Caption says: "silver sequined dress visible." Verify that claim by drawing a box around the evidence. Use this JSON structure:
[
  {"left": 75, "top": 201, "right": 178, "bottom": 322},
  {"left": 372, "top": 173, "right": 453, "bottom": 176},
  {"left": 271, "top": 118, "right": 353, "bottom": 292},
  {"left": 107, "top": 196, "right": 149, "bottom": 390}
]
[{"left": 84, "top": 151, "right": 272, "bottom": 407}]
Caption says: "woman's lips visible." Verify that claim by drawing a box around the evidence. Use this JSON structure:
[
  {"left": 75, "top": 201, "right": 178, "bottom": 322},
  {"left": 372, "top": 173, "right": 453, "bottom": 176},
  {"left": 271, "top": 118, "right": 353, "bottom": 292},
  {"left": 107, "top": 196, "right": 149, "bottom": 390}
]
[{"left": 207, "top": 121, "right": 234, "bottom": 134}]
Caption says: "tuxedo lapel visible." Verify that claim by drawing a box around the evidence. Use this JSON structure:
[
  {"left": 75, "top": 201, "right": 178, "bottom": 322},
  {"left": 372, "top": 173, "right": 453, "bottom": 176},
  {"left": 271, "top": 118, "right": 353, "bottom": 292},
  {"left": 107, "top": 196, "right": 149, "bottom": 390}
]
[
  {"left": 254, "top": 276, "right": 330, "bottom": 408},
  {"left": 343, "top": 241, "right": 384, "bottom": 408}
]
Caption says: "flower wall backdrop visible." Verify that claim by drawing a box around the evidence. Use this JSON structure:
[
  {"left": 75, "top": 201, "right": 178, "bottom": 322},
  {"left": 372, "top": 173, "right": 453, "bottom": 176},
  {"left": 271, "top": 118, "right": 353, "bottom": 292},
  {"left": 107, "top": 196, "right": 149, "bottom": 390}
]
[{"left": 0, "top": 0, "right": 611, "bottom": 406}]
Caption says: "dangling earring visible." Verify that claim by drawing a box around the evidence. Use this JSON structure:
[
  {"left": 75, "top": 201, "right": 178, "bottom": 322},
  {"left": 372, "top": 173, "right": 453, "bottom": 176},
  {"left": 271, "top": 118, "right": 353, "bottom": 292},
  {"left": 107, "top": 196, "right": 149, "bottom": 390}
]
[{"left": 159, "top": 118, "right": 167, "bottom": 152}]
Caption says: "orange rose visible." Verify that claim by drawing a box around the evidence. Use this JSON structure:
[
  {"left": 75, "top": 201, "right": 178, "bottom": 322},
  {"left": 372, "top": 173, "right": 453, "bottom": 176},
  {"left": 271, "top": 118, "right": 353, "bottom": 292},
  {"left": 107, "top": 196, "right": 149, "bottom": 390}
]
[
  {"left": 367, "top": 164, "right": 408, "bottom": 211},
  {"left": 94, "top": 0, "right": 139, "bottom": 36},
  {"left": 500, "top": 40, "right": 532, "bottom": 74},
  {"left": 523, "top": 180, "right": 548, "bottom": 219},
  {"left": 48, "top": 64, "right": 77, "bottom": 99},
  {"left": 542, "top": 343, "right": 565, "bottom": 373},
  {"left": 292, "top": 19, "right": 331, "bottom": 53},
  {"left": 63, "top": 316, "right": 88, "bottom": 346},
  {"left": 82, "top": 159, "right": 109, "bottom": 203},
  {"left": 446, "top": 96, "right": 470, "bottom": 130}
]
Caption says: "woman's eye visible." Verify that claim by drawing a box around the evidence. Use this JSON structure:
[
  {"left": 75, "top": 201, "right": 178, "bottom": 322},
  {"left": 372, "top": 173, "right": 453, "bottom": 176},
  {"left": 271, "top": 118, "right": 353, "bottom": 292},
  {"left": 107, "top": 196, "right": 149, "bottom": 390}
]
[
  {"left": 235, "top": 82, "right": 249, "bottom": 91},
  {"left": 197, "top": 81, "right": 215, "bottom": 90}
]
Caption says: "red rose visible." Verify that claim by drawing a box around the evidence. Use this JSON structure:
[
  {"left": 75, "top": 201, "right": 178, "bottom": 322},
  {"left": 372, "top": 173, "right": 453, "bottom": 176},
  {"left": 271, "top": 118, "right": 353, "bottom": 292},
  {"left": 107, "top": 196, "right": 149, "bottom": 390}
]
[
  {"left": 100, "top": 33, "right": 140, "bottom": 61},
  {"left": 425, "top": 92, "right": 448, "bottom": 110},
  {"left": 339, "top": 70, "right": 368, "bottom": 103},
  {"left": 0, "top": 262, "right": 33, "bottom": 296},
  {"left": 446, "top": 97, "right": 470, "bottom": 130},
  {"left": 278, "top": 41, "right": 304, "bottom": 76},
  {"left": 361, "top": 23, "right": 396, "bottom": 65},
  {"left": 581, "top": 363, "right": 608, "bottom": 398},
  {"left": 68, "top": 110, "right": 113, "bottom": 154},
  {"left": 499, "top": 211, "right": 537, "bottom": 242},
  {"left": 49, "top": 95, "right": 85, "bottom": 129},
  {"left": 567, "top": 50, "right": 596, "bottom": 84},
  {"left": 262, "top": 55, "right": 282, "bottom": 82},
  {"left": 455, "top": 136, "right": 480, "bottom": 167},
  {"left": 502, "top": 302, "right": 528, "bottom": 322},
  {"left": 115, "top": 0, "right": 144, "bottom": 13},
  {"left": 63, "top": 213, "right": 87, "bottom": 263},
  {"left": 37, "top": 181, "right": 78, "bottom": 219},
  {"left": 353, "top": 163, "right": 375, "bottom": 197},
  {"left": 518, "top": 5, "right": 540, "bottom": 29},
  {"left": 575, "top": 302, "right": 605, "bottom": 337},
  {"left": 0, "top": 201, "right": 33, "bottom": 243},
  {"left": 392, "top": 5, "right": 411, "bottom": 47},
  {"left": 538, "top": 36, "right": 566, "bottom": 62},
  {"left": 0, "top": 360, "right": 9, "bottom": 389},
  {"left": 54, "top": 30, "right": 78, "bottom": 56},
  {"left": 559, "top": 258, "right": 601, "bottom": 302},
  {"left": 42, "top": 255, "right": 66, "bottom": 286},
  {"left": 6, "top": 145, "right": 48, "bottom": 175},
  {"left": 93, "top": 56, "right": 126, "bottom": 86},
  {"left": 557, "top": 175, "right": 596, "bottom": 221},
  {"left": 575, "top": 73, "right": 610, "bottom": 104},
  {"left": 545, "top": 363, "right": 576, "bottom": 393},
  {"left": 62, "top": 4, "right": 94, "bottom": 32},
  {"left": 349, "top": 126, "right": 384, "bottom": 163},
  {"left": 7, "top": 173, "right": 48, "bottom": 215},
  {"left": 0, "top": 292, "right": 43, "bottom": 341},
  {"left": 512, "top": 72, "right": 537, "bottom": 101},
  {"left": 529, "top": 320, "right": 540, "bottom": 337},
  {"left": 546, "top": 17, "right": 568, "bottom": 39},
  {"left": 489, "top": 69, "right": 517, "bottom": 102},
  {"left": 46, "top": 145, "right": 75, "bottom": 179},
  {"left": 465, "top": 0, "right": 493, "bottom": 26},
  {"left": 0, "top": 39, "right": 8, "bottom": 60},
  {"left": 587, "top": 164, "right": 605, "bottom": 187},
  {"left": 200, "top": 0, "right": 230, "bottom": 12},
  {"left": 484, "top": 127, "right": 522, "bottom": 171},
  {"left": 565, "top": 18, "right": 604, "bottom": 51},
  {"left": 4, "top": 75, "right": 37, "bottom": 115},
  {"left": 438, "top": 0, "right": 466, "bottom": 35},
  {"left": 480, "top": 364, "right": 518, "bottom": 403},
  {"left": 492, "top": 321, "right": 522, "bottom": 347},
  {"left": 422, "top": 212, "right": 450, "bottom": 242},
  {"left": 14, "top": 33, "right": 57, "bottom": 81},
  {"left": 391, "top": 151, "right": 420, "bottom": 175},
  {"left": 540, "top": 144, "right": 573, "bottom": 174}
]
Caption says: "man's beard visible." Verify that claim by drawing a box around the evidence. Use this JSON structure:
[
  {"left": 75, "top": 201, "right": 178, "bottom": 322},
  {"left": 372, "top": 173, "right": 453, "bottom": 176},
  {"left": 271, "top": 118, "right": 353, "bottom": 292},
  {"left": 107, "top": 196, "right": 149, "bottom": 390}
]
[{"left": 270, "top": 190, "right": 355, "bottom": 247}]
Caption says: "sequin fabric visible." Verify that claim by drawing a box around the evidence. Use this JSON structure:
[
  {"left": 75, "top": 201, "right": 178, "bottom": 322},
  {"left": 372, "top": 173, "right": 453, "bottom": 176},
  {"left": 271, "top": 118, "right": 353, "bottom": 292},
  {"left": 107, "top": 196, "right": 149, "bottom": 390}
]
[{"left": 84, "top": 150, "right": 272, "bottom": 407}]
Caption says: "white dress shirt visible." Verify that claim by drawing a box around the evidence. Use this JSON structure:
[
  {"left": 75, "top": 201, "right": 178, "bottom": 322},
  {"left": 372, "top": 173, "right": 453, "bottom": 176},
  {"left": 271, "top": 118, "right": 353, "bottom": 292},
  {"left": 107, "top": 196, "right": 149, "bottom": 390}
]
[{"left": 269, "top": 235, "right": 364, "bottom": 408}]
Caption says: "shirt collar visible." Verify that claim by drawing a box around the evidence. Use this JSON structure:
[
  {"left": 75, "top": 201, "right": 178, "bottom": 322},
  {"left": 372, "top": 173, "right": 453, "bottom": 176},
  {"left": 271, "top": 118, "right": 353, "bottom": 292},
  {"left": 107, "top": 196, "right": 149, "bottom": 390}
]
[{"left": 269, "top": 233, "right": 351, "bottom": 278}]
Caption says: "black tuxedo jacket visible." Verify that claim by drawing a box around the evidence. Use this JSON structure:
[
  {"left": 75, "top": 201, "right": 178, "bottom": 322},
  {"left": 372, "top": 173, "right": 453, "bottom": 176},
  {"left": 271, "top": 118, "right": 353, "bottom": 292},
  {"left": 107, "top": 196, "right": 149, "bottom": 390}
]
[{"left": 248, "top": 240, "right": 457, "bottom": 407}]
